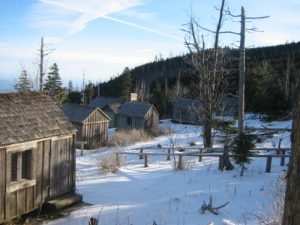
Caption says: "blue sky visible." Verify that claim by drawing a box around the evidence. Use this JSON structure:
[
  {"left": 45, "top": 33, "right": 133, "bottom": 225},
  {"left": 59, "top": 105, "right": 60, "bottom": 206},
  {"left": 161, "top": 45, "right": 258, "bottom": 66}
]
[{"left": 0, "top": 0, "right": 299, "bottom": 90}]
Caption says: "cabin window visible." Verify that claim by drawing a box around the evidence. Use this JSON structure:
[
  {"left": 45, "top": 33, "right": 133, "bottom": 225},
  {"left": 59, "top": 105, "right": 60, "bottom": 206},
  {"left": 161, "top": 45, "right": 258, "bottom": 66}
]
[
  {"left": 127, "top": 117, "right": 132, "bottom": 125},
  {"left": 10, "top": 149, "right": 32, "bottom": 182},
  {"left": 11, "top": 153, "right": 18, "bottom": 182}
]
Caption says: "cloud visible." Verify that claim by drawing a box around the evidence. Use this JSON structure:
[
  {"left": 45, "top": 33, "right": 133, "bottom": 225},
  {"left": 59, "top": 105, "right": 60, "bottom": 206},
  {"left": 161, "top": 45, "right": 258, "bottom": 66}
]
[{"left": 28, "top": 0, "right": 182, "bottom": 41}]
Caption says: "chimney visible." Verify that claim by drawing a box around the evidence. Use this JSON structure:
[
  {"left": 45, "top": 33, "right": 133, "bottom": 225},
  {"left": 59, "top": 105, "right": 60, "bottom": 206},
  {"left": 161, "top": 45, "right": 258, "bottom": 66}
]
[{"left": 130, "top": 93, "right": 138, "bottom": 102}]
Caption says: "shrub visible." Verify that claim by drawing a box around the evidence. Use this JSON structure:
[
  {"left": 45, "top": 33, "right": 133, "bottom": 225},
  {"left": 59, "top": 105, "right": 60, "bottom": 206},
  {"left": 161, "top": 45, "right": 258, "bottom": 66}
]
[
  {"left": 154, "top": 127, "right": 172, "bottom": 136},
  {"left": 189, "top": 141, "right": 196, "bottom": 146},
  {"left": 108, "top": 129, "right": 151, "bottom": 146},
  {"left": 98, "top": 154, "right": 122, "bottom": 174}
]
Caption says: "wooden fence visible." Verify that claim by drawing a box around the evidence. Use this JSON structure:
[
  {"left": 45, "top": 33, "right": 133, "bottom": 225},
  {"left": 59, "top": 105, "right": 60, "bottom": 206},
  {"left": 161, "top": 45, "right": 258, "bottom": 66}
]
[{"left": 115, "top": 147, "right": 290, "bottom": 173}]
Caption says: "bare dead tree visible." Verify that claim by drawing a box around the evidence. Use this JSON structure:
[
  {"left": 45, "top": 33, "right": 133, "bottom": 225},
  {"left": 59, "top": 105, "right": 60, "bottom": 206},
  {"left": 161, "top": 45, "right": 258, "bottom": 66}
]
[
  {"left": 135, "top": 79, "right": 151, "bottom": 102},
  {"left": 182, "top": 0, "right": 229, "bottom": 148},
  {"left": 225, "top": 7, "right": 269, "bottom": 134},
  {"left": 37, "top": 37, "right": 55, "bottom": 92}
]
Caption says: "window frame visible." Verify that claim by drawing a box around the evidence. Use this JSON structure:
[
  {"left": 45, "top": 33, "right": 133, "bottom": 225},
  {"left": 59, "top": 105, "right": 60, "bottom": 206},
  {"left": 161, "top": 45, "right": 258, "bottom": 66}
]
[{"left": 10, "top": 149, "right": 33, "bottom": 183}]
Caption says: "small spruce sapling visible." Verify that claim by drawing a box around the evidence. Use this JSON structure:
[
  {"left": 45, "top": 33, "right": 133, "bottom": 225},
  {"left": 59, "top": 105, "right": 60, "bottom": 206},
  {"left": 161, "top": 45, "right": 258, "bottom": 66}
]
[{"left": 233, "top": 132, "right": 255, "bottom": 176}]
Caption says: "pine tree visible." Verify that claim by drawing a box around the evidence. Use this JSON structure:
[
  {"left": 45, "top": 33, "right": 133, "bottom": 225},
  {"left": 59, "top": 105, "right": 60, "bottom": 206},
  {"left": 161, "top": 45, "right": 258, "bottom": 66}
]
[
  {"left": 233, "top": 132, "right": 255, "bottom": 176},
  {"left": 44, "top": 63, "right": 62, "bottom": 96},
  {"left": 84, "top": 82, "right": 95, "bottom": 104},
  {"left": 121, "top": 67, "right": 133, "bottom": 100},
  {"left": 14, "top": 70, "right": 32, "bottom": 92}
]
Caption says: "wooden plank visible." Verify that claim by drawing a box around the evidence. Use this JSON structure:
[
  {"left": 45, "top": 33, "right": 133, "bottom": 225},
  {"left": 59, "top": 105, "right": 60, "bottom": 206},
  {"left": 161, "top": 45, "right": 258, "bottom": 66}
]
[
  {"left": 0, "top": 149, "right": 6, "bottom": 221},
  {"left": 7, "top": 180, "right": 36, "bottom": 193},
  {"left": 49, "top": 139, "right": 58, "bottom": 198},
  {"left": 42, "top": 139, "right": 51, "bottom": 201},
  {"left": 35, "top": 142, "right": 43, "bottom": 207},
  {"left": 17, "top": 188, "right": 26, "bottom": 215},
  {"left": 26, "top": 186, "right": 34, "bottom": 212},
  {"left": 7, "top": 192, "right": 17, "bottom": 218}
]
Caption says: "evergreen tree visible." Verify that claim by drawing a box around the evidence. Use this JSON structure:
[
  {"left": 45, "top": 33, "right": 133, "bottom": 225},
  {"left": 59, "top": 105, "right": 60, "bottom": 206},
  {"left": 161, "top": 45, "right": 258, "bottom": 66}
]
[
  {"left": 150, "top": 80, "right": 163, "bottom": 115},
  {"left": 68, "top": 80, "right": 73, "bottom": 92},
  {"left": 233, "top": 132, "right": 255, "bottom": 176},
  {"left": 121, "top": 67, "right": 133, "bottom": 100},
  {"left": 44, "top": 63, "right": 62, "bottom": 96},
  {"left": 14, "top": 70, "right": 32, "bottom": 92},
  {"left": 68, "top": 91, "right": 82, "bottom": 104},
  {"left": 84, "top": 82, "right": 95, "bottom": 104}
]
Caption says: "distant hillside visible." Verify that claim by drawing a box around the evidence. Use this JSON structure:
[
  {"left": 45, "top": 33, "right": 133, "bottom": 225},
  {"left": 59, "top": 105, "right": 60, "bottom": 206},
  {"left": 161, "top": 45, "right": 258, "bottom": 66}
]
[{"left": 99, "top": 42, "right": 300, "bottom": 116}]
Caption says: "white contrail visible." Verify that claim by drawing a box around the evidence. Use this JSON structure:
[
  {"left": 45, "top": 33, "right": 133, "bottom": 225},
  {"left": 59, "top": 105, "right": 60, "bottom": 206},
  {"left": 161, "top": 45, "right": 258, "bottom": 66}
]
[
  {"left": 39, "top": 0, "right": 183, "bottom": 41},
  {"left": 101, "top": 15, "right": 183, "bottom": 41}
]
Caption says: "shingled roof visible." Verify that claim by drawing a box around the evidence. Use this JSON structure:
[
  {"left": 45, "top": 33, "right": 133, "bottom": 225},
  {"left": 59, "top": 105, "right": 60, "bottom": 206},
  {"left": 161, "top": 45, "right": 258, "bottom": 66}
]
[
  {"left": 90, "top": 96, "right": 123, "bottom": 109},
  {"left": 0, "top": 92, "right": 76, "bottom": 147},
  {"left": 62, "top": 103, "right": 109, "bottom": 123},
  {"left": 117, "top": 102, "right": 155, "bottom": 118},
  {"left": 174, "top": 98, "right": 201, "bottom": 110}
]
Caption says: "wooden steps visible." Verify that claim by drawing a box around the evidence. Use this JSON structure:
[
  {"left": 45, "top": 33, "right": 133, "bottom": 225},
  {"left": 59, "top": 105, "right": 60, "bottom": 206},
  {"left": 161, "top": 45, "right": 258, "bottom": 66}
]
[{"left": 43, "top": 193, "right": 83, "bottom": 212}]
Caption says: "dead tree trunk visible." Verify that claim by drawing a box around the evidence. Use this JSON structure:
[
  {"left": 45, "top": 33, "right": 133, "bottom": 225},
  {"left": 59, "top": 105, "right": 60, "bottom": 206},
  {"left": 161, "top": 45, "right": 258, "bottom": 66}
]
[
  {"left": 223, "top": 137, "right": 234, "bottom": 170},
  {"left": 238, "top": 7, "right": 246, "bottom": 134},
  {"left": 39, "top": 37, "right": 44, "bottom": 92},
  {"left": 282, "top": 107, "right": 300, "bottom": 224}
]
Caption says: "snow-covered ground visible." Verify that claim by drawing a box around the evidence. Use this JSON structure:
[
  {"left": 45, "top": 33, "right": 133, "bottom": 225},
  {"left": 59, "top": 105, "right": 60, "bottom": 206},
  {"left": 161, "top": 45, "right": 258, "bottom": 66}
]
[{"left": 46, "top": 118, "right": 291, "bottom": 225}]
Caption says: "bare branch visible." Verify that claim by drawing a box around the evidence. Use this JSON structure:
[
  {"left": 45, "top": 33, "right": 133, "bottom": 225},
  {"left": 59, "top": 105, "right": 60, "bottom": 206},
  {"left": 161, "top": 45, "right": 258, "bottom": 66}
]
[{"left": 246, "top": 16, "right": 270, "bottom": 20}]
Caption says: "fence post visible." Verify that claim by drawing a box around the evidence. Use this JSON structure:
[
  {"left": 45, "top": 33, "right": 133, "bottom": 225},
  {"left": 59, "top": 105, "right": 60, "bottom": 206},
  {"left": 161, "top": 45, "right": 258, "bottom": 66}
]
[
  {"left": 199, "top": 149, "right": 203, "bottom": 162},
  {"left": 280, "top": 150, "right": 285, "bottom": 166},
  {"left": 167, "top": 148, "right": 171, "bottom": 161},
  {"left": 80, "top": 142, "right": 84, "bottom": 156},
  {"left": 144, "top": 154, "right": 148, "bottom": 167},
  {"left": 177, "top": 154, "right": 183, "bottom": 170},
  {"left": 265, "top": 156, "right": 272, "bottom": 173},
  {"left": 139, "top": 149, "right": 144, "bottom": 159},
  {"left": 218, "top": 155, "right": 224, "bottom": 171}
]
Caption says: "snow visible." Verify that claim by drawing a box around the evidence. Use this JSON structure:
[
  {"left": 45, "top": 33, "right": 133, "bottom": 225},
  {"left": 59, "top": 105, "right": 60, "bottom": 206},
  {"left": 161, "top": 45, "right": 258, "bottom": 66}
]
[{"left": 46, "top": 117, "right": 291, "bottom": 225}]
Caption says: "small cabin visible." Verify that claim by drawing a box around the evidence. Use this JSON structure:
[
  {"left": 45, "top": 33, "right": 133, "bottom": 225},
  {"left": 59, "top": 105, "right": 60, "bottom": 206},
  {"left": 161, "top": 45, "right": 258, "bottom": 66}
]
[
  {"left": 217, "top": 95, "right": 238, "bottom": 116},
  {"left": 116, "top": 102, "right": 159, "bottom": 132},
  {"left": 0, "top": 92, "right": 77, "bottom": 223},
  {"left": 172, "top": 98, "right": 201, "bottom": 124},
  {"left": 62, "top": 103, "right": 110, "bottom": 149},
  {"left": 90, "top": 96, "right": 123, "bottom": 128}
]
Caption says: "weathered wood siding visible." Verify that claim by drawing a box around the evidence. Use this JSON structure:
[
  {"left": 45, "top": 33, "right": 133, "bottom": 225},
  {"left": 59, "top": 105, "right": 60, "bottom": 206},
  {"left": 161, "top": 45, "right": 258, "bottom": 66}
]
[
  {"left": 144, "top": 107, "right": 159, "bottom": 132},
  {"left": 103, "top": 108, "right": 115, "bottom": 128},
  {"left": 75, "top": 109, "right": 109, "bottom": 149},
  {"left": 116, "top": 107, "right": 159, "bottom": 132},
  {"left": 0, "top": 148, "right": 5, "bottom": 223},
  {"left": 1, "top": 135, "right": 75, "bottom": 222},
  {"left": 173, "top": 108, "right": 198, "bottom": 124},
  {"left": 116, "top": 115, "right": 144, "bottom": 130}
]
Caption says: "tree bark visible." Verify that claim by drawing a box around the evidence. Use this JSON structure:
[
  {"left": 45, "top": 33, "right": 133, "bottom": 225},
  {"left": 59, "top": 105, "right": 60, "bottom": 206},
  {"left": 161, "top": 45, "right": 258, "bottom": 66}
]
[
  {"left": 238, "top": 7, "right": 246, "bottom": 134},
  {"left": 39, "top": 37, "right": 44, "bottom": 92},
  {"left": 282, "top": 107, "right": 300, "bottom": 224}
]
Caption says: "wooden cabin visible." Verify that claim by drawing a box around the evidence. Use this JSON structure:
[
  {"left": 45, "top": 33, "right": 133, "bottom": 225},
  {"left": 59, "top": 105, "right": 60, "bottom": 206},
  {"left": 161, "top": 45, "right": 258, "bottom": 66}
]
[
  {"left": 116, "top": 102, "right": 159, "bottom": 132},
  {"left": 90, "top": 96, "right": 123, "bottom": 128},
  {"left": 62, "top": 103, "right": 110, "bottom": 149},
  {"left": 172, "top": 98, "right": 201, "bottom": 124},
  {"left": 0, "top": 92, "right": 77, "bottom": 223},
  {"left": 217, "top": 95, "right": 238, "bottom": 116}
]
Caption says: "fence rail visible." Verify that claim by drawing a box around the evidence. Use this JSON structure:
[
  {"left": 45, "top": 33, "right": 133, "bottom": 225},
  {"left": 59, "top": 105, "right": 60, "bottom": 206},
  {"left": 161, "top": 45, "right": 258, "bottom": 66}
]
[{"left": 115, "top": 148, "right": 290, "bottom": 173}]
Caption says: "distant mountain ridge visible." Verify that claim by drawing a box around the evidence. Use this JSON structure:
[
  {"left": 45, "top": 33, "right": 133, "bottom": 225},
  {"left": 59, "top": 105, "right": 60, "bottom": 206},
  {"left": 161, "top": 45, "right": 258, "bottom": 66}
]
[{"left": 99, "top": 41, "right": 300, "bottom": 115}]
